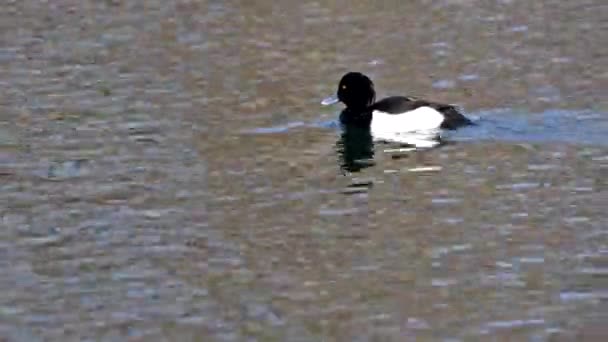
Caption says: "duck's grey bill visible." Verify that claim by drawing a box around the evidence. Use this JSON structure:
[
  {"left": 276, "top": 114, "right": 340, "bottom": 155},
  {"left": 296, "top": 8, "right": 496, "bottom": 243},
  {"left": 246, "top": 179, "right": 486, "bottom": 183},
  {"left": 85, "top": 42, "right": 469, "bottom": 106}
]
[{"left": 321, "top": 94, "right": 339, "bottom": 106}]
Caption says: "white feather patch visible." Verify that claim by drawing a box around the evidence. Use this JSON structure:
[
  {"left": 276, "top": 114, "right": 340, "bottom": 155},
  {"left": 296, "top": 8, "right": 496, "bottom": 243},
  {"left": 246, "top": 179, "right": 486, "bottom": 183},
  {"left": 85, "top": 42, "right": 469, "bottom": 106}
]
[
  {"left": 369, "top": 106, "right": 444, "bottom": 147},
  {"left": 370, "top": 106, "right": 445, "bottom": 133}
]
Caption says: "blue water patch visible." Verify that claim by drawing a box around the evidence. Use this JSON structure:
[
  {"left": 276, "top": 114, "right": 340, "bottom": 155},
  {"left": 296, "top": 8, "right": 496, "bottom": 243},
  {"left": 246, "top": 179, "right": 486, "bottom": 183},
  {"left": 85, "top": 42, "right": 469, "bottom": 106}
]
[
  {"left": 242, "top": 121, "right": 307, "bottom": 134},
  {"left": 241, "top": 118, "right": 339, "bottom": 134},
  {"left": 447, "top": 109, "right": 608, "bottom": 146},
  {"left": 244, "top": 109, "right": 608, "bottom": 146}
]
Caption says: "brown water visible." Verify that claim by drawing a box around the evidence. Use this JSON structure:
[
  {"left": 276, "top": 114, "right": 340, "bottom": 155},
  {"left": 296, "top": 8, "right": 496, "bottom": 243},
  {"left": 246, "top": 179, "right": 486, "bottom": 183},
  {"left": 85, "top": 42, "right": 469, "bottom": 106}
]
[{"left": 1, "top": 0, "right": 607, "bottom": 340}]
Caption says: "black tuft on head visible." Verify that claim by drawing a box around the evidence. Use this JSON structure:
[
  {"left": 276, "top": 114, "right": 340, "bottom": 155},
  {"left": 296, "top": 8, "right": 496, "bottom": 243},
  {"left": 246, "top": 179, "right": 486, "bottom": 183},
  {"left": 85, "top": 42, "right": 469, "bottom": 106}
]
[{"left": 337, "top": 72, "right": 376, "bottom": 110}]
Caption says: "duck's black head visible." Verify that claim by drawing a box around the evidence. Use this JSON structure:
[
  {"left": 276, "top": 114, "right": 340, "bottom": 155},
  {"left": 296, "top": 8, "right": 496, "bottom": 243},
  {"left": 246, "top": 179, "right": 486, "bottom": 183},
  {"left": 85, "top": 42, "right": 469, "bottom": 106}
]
[
  {"left": 337, "top": 72, "right": 376, "bottom": 110},
  {"left": 322, "top": 72, "right": 376, "bottom": 111}
]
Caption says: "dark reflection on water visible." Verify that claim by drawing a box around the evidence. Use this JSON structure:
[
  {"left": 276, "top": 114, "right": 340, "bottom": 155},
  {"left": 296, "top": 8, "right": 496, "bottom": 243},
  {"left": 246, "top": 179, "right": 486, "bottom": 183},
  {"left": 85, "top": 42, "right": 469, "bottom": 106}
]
[
  {"left": 335, "top": 122, "right": 446, "bottom": 174},
  {"left": 335, "top": 124, "right": 375, "bottom": 173}
]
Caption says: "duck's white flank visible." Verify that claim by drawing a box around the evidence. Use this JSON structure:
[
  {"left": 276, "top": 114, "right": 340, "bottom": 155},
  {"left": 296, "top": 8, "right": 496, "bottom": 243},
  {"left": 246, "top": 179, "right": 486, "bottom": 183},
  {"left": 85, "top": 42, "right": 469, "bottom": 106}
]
[{"left": 370, "top": 106, "right": 444, "bottom": 133}]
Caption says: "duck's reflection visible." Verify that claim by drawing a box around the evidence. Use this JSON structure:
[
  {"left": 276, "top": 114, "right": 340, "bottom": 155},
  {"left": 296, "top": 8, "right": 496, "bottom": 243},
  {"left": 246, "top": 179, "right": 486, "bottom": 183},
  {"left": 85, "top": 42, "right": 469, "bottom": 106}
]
[
  {"left": 336, "top": 123, "right": 442, "bottom": 173},
  {"left": 336, "top": 124, "right": 376, "bottom": 173}
]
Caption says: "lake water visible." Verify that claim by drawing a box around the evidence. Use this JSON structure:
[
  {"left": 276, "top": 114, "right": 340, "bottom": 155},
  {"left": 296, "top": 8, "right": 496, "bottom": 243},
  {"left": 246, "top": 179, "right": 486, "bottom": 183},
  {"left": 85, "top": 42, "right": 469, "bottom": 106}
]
[{"left": 1, "top": 0, "right": 607, "bottom": 340}]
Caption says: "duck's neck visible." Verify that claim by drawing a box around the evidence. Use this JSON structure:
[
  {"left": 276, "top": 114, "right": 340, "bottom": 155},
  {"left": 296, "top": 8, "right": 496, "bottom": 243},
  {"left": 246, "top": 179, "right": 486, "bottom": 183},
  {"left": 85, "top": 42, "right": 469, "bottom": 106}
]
[{"left": 340, "top": 107, "right": 372, "bottom": 125}]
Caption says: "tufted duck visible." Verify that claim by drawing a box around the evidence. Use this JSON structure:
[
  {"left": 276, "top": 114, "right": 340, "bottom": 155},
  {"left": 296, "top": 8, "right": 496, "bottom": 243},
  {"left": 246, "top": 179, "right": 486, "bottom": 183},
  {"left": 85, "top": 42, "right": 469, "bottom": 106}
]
[{"left": 322, "top": 72, "right": 473, "bottom": 132}]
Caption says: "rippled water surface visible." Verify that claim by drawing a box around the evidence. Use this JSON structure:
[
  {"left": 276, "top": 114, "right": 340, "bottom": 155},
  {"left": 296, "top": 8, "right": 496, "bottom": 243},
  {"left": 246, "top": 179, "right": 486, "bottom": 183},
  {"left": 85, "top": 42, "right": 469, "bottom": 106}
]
[{"left": 1, "top": 0, "right": 607, "bottom": 340}]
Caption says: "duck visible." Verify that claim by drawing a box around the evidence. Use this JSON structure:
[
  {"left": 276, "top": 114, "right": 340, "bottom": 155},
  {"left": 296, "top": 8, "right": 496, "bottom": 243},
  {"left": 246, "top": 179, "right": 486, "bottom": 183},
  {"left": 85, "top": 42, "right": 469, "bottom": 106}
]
[{"left": 322, "top": 72, "right": 473, "bottom": 132}]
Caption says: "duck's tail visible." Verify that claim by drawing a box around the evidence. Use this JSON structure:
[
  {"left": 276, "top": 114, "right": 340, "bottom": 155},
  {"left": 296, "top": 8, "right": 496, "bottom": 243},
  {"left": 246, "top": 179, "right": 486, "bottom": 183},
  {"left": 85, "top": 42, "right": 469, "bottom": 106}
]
[{"left": 436, "top": 104, "right": 475, "bottom": 130}]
